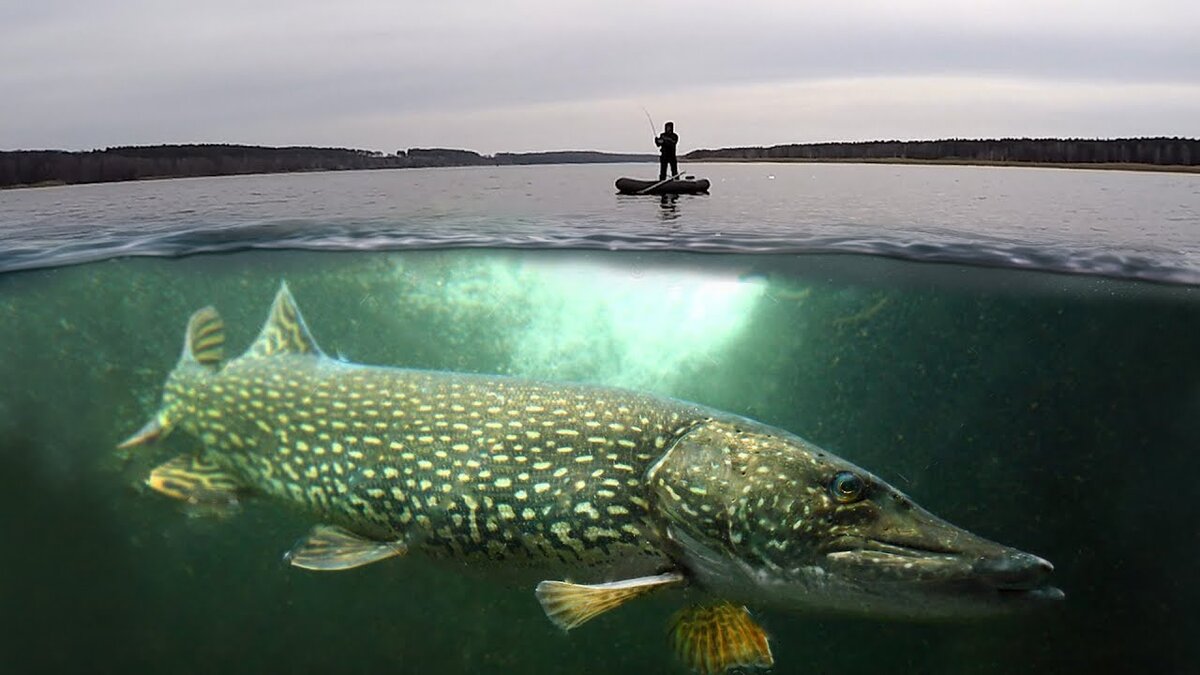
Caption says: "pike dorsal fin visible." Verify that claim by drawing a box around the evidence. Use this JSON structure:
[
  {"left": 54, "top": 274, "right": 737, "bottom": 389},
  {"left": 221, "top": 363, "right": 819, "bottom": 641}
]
[
  {"left": 182, "top": 306, "right": 225, "bottom": 369},
  {"left": 245, "top": 282, "right": 324, "bottom": 359}
]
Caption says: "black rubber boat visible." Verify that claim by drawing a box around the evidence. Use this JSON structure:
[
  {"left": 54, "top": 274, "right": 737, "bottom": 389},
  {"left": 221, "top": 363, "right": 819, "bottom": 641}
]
[{"left": 615, "top": 176, "right": 711, "bottom": 195}]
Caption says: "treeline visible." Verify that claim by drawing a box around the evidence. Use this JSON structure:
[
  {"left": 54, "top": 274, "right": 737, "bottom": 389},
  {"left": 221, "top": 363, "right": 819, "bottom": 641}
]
[
  {"left": 1, "top": 145, "right": 414, "bottom": 188},
  {"left": 685, "top": 137, "right": 1198, "bottom": 166},
  {"left": 494, "top": 151, "right": 654, "bottom": 164},
  {"left": 7, "top": 138, "right": 1196, "bottom": 188},
  {"left": 0, "top": 144, "right": 654, "bottom": 188}
]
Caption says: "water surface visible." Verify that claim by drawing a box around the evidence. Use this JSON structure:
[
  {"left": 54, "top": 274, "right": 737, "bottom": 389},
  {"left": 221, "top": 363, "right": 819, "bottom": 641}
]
[{"left": 2, "top": 162, "right": 1197, "bottom": 283}]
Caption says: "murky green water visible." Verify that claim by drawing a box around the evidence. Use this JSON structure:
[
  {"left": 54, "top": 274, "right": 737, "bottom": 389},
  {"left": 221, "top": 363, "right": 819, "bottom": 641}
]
[{"left": 1, "top": 249, "right": 1196, "bottom": 673}]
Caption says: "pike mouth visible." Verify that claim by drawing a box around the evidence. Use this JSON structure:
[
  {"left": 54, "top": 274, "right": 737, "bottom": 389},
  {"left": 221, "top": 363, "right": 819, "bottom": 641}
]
[
  {"left": 824, "top": 536, "right": 1062, "bottom": 599},
  {"left": 859, "top": 537, "right": 961, "bottom": 557},
  {"left": 824, "top": 535, "right": 961, "bottom": 559}
]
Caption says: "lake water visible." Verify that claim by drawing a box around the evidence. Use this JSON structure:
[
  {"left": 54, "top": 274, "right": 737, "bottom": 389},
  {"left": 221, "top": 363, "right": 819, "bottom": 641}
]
[
  {"left": 0, "top": 162, "right": 1197, "bottom": 674},
  {"left": 2, "top": 162, "right": 1198, "bottom": 282}
]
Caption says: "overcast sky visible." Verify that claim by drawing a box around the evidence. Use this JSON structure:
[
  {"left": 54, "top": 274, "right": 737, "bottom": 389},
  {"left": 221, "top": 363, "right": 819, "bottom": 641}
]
[{"left": 3, "top": 0, "right": 1198, "bottom": 153}]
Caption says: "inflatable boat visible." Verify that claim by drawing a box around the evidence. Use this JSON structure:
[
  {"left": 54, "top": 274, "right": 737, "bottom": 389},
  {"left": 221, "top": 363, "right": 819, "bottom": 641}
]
[{"left": 615, "top": 176, "right": 711, "bottom": 195}]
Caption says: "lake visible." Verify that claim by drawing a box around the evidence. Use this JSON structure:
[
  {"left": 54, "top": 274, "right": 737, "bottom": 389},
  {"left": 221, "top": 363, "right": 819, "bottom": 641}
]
[
  {"left": 0, "top": 162, "right": 1197, "bottom": 674},
  {"left": 2, "top": 162, "right": 1197, "bottom": 282}
]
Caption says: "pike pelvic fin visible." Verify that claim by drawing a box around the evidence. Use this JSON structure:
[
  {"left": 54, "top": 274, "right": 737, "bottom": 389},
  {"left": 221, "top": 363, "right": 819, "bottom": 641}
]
[
  {"left": 245, "top": 282, "right": 324, "bottom": 359},
  {"left": 146, "top": 454, "right": 245, "bottom": 512},
  {"left": 183, "top": 306, "right": 225, "bottom": 369},
  {"left": 534, "top": 572, "right": 685, "bottom": 631},
  {"left": 284, "top": 524, "right": 407, "bottom": 571},
  {"left": 667, "top": 602, "right": 774, "bottom": 675}
]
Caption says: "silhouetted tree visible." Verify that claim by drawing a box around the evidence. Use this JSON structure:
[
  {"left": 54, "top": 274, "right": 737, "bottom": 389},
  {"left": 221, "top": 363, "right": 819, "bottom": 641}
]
[{"left": 685, "top": 137, "right": 1198, "bottom": 168}]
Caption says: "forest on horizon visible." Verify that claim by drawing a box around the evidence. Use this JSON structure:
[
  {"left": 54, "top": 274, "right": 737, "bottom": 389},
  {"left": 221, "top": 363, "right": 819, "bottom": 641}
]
[
  {"left": 2, "top": 137, "right": 1195, "bottom": 188},
  {"left": 685, "top": 137, "right": 1197, "bottom": 166},
  {"left": 0, "top": 145, "right": 654, "bottom": 188}
]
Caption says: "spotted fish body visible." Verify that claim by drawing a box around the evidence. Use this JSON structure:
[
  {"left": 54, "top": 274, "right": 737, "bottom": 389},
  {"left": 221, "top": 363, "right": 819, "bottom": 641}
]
[
  {"left": 183, "top": 353, "right": 707, "bottom": 576},
  {"left": 125, "top": 284, "right": 1060, "bottom": 674}
]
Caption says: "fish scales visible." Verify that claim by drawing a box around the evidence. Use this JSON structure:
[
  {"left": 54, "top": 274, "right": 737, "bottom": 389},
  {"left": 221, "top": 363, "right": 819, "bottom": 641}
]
[{"left": 174, "top": 352, "right": 698, "bottom": 572}]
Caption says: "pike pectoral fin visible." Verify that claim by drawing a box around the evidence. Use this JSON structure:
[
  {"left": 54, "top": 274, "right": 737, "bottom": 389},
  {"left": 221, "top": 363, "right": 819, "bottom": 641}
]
[
  {"left": 535, "top": 572, "right": 685, "bottom": 630},
  {"left": 284, "top": 524, "right": 407, "bottom": 571},
  {"left": 146, "top": 455, "right": 244, "bottom": 508},
  {"left": 668, "top": 602, "right": 773, "bottom": 675}
]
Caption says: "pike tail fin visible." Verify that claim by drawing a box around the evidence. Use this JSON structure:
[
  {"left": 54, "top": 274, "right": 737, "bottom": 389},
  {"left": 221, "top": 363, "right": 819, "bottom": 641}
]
[
  {"left": 183, "top": 306, "right": 225, "bottom": 368},
  {"left": 120, "top": 302, "right": 229, "bottom": 452},
  {"left": 146, "top": 454, "right": 246, "bottom": 514}
]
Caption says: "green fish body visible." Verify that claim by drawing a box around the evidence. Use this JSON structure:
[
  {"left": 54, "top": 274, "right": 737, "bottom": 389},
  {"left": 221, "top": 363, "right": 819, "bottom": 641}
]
[
  {"left": 187, "top": 352, "right": 707, "bottom": 578},
  {"left": 123, "top": 284, "right": 1060, "bottom": 674}
]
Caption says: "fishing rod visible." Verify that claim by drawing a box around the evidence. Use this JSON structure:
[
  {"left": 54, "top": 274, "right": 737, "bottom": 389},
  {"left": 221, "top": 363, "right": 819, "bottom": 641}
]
[{"left": 641, "top": 106, "right": 657, "bottom": 137}]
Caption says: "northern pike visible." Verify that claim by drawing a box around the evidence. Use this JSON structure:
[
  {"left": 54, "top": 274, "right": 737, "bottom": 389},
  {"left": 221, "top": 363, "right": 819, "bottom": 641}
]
[{"left": 120, "top": 284, "right": 1062, "bottom": 674}]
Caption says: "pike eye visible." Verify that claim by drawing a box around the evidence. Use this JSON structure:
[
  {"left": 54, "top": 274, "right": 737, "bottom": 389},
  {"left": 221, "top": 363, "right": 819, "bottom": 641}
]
[{"left": 830, "top": 471, "right": 865, "bottom": 503}]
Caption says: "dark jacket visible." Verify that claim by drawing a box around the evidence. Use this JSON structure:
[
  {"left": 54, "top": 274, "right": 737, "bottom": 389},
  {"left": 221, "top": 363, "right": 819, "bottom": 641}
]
[{"left": 655, "top": 132, "right": 679, "bottom": 158}]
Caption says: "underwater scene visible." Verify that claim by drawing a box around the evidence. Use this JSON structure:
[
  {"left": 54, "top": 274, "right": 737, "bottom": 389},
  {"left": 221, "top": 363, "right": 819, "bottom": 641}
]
[{"left": 0, "top": 165, "right": 1197, "bottom": 674}]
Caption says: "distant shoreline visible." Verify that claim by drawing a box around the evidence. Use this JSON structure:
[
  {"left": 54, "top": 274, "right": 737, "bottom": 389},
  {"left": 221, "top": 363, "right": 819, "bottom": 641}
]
[
  {"left": 0, "top": 146, "right": 655, "bottom": 190},
  {"left": 3, "top": 138, "right": 1196, "bottom": 188},
  {"left": 682, "top": 137, "right": 1197, "bottom": 175},
  {"left": 4, "top": 156, "right": 1195, "bottom": 187},
  {"left": 681, "top": 156, "right": 1200, "bottom": 174}
]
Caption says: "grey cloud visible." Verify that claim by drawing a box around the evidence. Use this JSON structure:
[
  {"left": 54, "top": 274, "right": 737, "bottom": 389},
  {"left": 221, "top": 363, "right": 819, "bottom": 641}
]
[{"left": 2, "top": 0, "right": 1197, "bottom": 150}]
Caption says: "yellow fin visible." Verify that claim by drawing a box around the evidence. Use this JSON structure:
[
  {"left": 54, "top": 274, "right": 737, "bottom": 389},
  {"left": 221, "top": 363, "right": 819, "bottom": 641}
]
[
  {"left": 668, "top": 602, "right": 774, "bottom": 675},
  {"left": 535, "top": 572, "right": 685, "bottom": 630},
  {"left": 284, "top": 524, "right": 406, "bottom": 571},
  {"left": 146, "top": 454, "right": 243, "bottom": 507},
  {"left": 184, "top": 306, "right": 225, "bottom": 367},
  {"left": 245, "top": 282, "right": 324, "bottom": 359}
]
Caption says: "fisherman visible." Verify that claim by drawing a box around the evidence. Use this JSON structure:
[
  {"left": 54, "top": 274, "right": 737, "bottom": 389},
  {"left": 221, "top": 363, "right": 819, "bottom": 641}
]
[{"left": 655, "top": 121, "right": 679, "bottom": 181}]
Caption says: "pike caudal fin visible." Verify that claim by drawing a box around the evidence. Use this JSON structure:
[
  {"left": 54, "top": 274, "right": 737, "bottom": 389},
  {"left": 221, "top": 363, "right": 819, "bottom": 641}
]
[
  {"left": 245, "top": 282, "right": 324, "bottom": 359},
  {"left": 117, "top": 418, "right": 166, "bottom": 449},
  {"left": 183, "top": 306, "right": 226, "bottom": 369},
  {"left": 146, "top": 454, "right": 246, "bottom": 515},
  {"left": 119, "top": 306, "right": 226, "bottom": 449}
]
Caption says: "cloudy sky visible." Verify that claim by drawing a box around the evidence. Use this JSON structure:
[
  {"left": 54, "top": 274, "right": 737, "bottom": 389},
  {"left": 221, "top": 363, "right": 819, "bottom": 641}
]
[{"left": 3, "top": 0, "right": 1198, "bottom": 153}]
